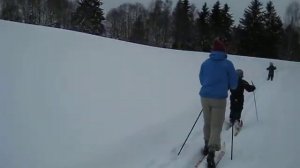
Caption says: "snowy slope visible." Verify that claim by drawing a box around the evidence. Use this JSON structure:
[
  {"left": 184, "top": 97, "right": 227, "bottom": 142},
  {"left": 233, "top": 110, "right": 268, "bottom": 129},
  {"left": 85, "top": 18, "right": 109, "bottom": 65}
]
[{"left": 0, "top": 20, "right": 299, "bottom": 168}]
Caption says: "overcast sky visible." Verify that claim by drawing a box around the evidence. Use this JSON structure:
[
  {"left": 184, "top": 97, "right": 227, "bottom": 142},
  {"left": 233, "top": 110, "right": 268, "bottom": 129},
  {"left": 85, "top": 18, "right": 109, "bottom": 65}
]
[{"left": 101, "top": 0, "right": 297, "bottom": 23}]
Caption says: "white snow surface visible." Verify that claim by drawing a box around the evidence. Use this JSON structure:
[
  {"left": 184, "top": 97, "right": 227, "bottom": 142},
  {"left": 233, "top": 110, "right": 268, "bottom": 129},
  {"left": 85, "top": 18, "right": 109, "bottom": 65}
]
[{"left": 0, "top": 20, "right": 300, "bottom": 168}]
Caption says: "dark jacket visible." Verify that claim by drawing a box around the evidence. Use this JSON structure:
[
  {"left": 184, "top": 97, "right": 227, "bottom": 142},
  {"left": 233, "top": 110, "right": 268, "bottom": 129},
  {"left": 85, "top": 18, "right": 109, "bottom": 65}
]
[
  {"left": 229, "top": 78, "right": 255, "bottom": 122},
  {"left": 267, "top": 65, "right": 276, "bottom": 75},
  {"left": 230, "top": 79, "right": 255, "bottom": 108}
]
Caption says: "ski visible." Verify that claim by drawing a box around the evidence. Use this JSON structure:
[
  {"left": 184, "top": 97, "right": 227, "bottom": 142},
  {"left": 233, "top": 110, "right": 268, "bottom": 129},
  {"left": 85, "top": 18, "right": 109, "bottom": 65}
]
[
  {"left": 195, "top": 155, "right": 207, "bottom": 168},
  {"left": 224, "top": 121, "right": 233, "bottom": 131},
  {"left": 233, "top": 120, "right": 243, "bottom": 136},
  {"left": 214, "top": 144, "right": 225, "bottom": 166},
  {"left": 233, "top": 125, "right": 242, "bottom": 136},
  {"left": 195, "top": 142, "right": 225, "bottom": 168},
  {"left": 194, "top": 154, "right": 207, "bottom": 168},
  {"left": 225, "top": 120, "right": 243, "bottom": 136}
]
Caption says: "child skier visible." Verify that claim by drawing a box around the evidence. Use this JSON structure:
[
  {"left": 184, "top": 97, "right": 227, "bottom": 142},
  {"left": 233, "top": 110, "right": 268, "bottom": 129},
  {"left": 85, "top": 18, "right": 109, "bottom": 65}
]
[
  {"left": 229, "top": 69, "right": 256, "bottom": 130},
  {"left": 267, "top": 62, "right": 276, "bottom": 81}
]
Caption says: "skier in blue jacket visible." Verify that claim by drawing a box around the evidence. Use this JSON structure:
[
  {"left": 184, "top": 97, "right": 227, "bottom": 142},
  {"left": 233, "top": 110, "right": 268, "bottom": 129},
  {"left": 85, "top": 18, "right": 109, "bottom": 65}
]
[{"left": 199, "top": 37, "right": 238, "bottom": 168}]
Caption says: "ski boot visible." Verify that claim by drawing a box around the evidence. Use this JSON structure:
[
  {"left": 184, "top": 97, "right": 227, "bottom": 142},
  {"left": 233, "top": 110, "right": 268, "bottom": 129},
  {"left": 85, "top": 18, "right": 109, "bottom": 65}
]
[
  {"left": 234, "top": 120, "right": 243, "bottom": 129},
  {"left": 207, "top": 151, "right": 215, "bottom": 168},
  {"left": 202, "top": 145, "right": 209, "bottom": 155}
]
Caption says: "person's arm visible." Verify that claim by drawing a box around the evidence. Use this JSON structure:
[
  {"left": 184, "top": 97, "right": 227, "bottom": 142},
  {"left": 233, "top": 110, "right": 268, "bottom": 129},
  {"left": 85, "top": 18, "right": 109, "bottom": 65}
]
[
  {"left": 199, "top": 65, "right": 203, "bottom": 86},
  {"left": 228, "top": 61, "right": 238, "bottom": 90},
  {"left": 243, "top": 80, "right": 256, "bottom": 92}
]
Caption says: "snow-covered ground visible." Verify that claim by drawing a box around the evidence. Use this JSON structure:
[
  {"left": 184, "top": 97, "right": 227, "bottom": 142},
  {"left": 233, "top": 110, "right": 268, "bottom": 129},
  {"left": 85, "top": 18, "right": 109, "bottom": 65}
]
[{"left": 0, "top": 20, "right": 300, "bottom": 168}]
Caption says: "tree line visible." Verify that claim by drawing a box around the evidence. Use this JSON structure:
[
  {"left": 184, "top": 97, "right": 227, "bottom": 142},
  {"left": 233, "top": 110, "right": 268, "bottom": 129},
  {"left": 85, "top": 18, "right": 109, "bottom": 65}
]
[{"left": 0, "top": 0, "right": 299, "bottom": 61}]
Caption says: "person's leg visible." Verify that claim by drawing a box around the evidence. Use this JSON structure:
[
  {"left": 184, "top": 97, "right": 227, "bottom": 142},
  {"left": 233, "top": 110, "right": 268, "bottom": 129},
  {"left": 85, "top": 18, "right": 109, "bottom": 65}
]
[
  {"left": 235, "top": 107, "right": 243, "bottom": 121},
  {"left": 230, "top": 111, "right": 237, "bottom": 125},
  {"left": 233, "top": 108, "right": 243, "bottom": 129},
  {"left": 201, "top": 97, "right": 212, "bottom": 146},
  {"left": 208, "top": 99, "right": 226, "bottom": 151},
  {"left": 230, "top": 100, "right": 241, "bottom": 124},
  {"left": 206, "top": 98, "right": 226, "bottom": 168},
  {"left": 271, "top": 74, "right": 274, "bottom": 81},
  {"left": 232, "top": 101, "right": 243, "bottom": 127}
]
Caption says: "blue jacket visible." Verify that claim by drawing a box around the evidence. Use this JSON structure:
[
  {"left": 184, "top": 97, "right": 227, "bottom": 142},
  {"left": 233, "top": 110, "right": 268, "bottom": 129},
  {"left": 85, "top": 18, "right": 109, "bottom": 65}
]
[{"left": 199, "top": 51, "right": 238, "bottom": 99}]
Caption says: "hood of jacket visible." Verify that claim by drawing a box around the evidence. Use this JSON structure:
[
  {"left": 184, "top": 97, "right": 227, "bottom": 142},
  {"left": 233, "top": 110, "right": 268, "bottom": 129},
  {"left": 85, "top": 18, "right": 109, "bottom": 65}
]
[{"left": 209, "top": 51, "right": 227, "bottom": 60}]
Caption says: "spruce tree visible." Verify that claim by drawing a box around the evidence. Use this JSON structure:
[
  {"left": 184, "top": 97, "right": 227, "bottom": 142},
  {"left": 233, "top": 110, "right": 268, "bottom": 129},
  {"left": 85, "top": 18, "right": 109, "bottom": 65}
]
[
  {"left": 172, "top": 0, "right": 193, "bottom": 50},
  {"left": 263, "top": 1, "right": 283, "bottom": 58},
  {"left": 209, "top": 1, "right": 223, "bottom": 38},
  {"left": 71, "top": 0, "right": 105, "bottom": 35},
  {"left": 221, "top": 4, "right": 234, "bottom": 41},
  {"left": 196, "top": 3, "right": 211, "bottom": 51},
  {"left": 207, "top": 1, "right": 233, "bottom": 52},
  {"left": 239, "top": 0, "right": 265, "bottom": 56}
]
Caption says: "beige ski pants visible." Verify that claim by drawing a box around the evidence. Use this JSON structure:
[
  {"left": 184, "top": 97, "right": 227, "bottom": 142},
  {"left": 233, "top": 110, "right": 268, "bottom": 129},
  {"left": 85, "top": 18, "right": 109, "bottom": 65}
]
[{"left": 201, "top": 97, "right": 226, "bottom": 151}]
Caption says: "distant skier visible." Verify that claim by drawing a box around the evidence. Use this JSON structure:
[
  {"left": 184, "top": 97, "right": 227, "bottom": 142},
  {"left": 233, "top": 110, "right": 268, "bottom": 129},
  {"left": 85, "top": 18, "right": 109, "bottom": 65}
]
[
  {"left": 228, "top": 69, "right": 256, "bottom": 130},
  {"left": 199, "top": 37, "right": 238, "bottom": 168},
  {"left": 267, "top": 62, "right": 276, "bottom": 81}
]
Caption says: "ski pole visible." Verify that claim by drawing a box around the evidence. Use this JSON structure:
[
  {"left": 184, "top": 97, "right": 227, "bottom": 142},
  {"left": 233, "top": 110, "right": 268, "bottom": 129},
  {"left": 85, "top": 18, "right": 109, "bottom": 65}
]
[
  {"left": 253, "top": 91, "right": 259, "bottom": 121},
  {"left": 177, "top": 109, "right": 203, "bottom": 156},
  {"left": 231, "top": 123, "right": 234, "bottom": 160},
  {"left": 251, "top": 81, "right": 259, "bottom": 121}
]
